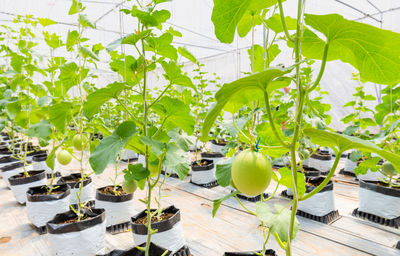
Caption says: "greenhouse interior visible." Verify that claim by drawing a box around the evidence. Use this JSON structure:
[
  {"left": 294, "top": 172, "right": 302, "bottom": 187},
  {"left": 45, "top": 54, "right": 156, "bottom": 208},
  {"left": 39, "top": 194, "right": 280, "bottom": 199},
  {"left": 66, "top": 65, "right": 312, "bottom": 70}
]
[{"left": 1, "top": 0, "right": 400, "bottom": 255}]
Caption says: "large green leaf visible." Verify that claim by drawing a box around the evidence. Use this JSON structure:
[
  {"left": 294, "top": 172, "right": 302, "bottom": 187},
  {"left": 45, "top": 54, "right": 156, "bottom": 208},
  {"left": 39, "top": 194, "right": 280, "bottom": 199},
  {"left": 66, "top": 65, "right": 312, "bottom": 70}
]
[
  {"left": 84, "top": 82, "right": 126, "bottom": 118},
  {"left": 164, "top": 144, "right": 190, "bottom": 180},
  {"left": 302, "top": 14, "right": 400, "bottom": 85},
  {"left": 49, "top": 102, "right": 73, "bottom": 133},
  {"left": 27, "top": 120, "right": 52, "bottom": 141},
  {"left": 215, "top": 157, "right": 234, "bottom": 187},
  {"left": 153, "top": 96, "right": 195, "bottom": 135},
  {"left": 303, "top": 128, "right": 400, "bottom": 171},
  {"left": 90, "top": 121, "right": 137, "bottom": 174},
  {"left": 211, "top": 0, "right": 278, "bottom": 43},
  {"left": 201, "top": 67, "right": 291, "bottom": 141},
  {"left": 256, "top": 203, "right": 299, "bottom": 243}
]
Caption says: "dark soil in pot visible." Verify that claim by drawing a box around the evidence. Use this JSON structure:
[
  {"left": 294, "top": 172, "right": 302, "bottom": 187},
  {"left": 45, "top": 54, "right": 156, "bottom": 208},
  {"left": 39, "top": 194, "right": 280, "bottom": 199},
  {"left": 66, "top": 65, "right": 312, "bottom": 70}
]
[
  {"left": 223, "top": 250, "right": 276, "bottom": 256},
  {"left": 57, "top": 172, "right": 92, "bottom": 189},
  {"left": 211, "top": 139, "right": 227, "bottom": 146},
  {"left": 131, "top": 205, "right": 186, "bottom": 253}
]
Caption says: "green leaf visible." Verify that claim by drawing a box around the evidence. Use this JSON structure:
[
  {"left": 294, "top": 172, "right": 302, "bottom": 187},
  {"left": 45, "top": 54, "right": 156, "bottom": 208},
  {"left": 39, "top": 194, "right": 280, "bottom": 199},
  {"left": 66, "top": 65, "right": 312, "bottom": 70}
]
[
  {"left": 38, "top": 18, "right": 57, "bottom": 27},
  {"left": 27, "top": 120, "right": 52, "bottom": 140},
  {"left": 211, "top": 0, "right": 278, "bottom": 43},
  {"left": 6, "top": 101, "right": 21, "bottom": 119},
  {"left": 178, "top": 47, "right": 197, "bottom": 63},
  {"left": 201, "top": 67, "right": 291, "bottom": 141},
  {"left": 303, "top": 14, "right": 400, "bottom": 85},
  {"left": 118, "top": 30, "right": 152, "bottom": 48},
  {"left": 161, "top": 61, "right": 195, "bottom": 89},
  {"left": 124, "top": 163, "right": 150, "bottom": 181},
  {"left": 265, "top": 14, "right": 296, "bottom": 33},
  {"left": 10, "top": 54, "right": 23, "bottom": 73},
  {"left": 271, "top": 204, "right": 299, "bottom": 243},
  {"left": 69, "top": 0, "right": 84, "bottom": 15},
  {"left": 38, "top": 96, "right": 52, "bottom": 107},
  {"left": 79, "top": 14, "right": 96, "bottom": 28},
  {"left": 168, "top": 130, "right": 193, "bottom": 152},
  {"left": 215, "top": 157, "right": 234, "bottom": 187},
  {"left": 277, "top": 167, "right": 306, "bottom": 197},
  {"left": 146, "top": 33, "right": 178, "bottom": 60},
  {"left": 212, "top": 190, "right": 239, "bottom": 217},
  {"left": 248, "top": 44, "right": 265, "bottom": 72},
  {"left": 89, "top": 121, "right": 137, "bottom": 174},
  {"left": 355, "top": 157, "right": 381, "bottom": 175},
  {"left": 140, "top": 136, "right": 166, "bottom": 156},
  {"left": 49, "top": 102, "right": 73, "bottom": 134},
  {"left": 303, "top": 128, "right": 400, "bottom": 171},
  {"left": 131, "top": 7, "right": 171, "bottom": 27},
  {"left": 256, "top": 201, "right": 273, "bottom": 223},
  {"left": 164, "top": 144, "right": 190, "bottom": 180},
  {"left": 66, "top": 30, "right": 79, "bottom": 51},
  {"left": 79, "top": 46, "right": 99, "bottom": 61},
  {"left": 154, "top": 96, "right": 195, "bottom": 134},
  {"left": 211, "top": 0, "right": 252, "bottom": 43}
]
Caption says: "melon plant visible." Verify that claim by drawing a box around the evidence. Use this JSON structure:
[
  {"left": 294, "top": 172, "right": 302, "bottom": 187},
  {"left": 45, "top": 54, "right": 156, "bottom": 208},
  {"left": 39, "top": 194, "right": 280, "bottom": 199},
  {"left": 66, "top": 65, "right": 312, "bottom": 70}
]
[{"left": 205, "top": 0, "right": 400, "bottom": 255}]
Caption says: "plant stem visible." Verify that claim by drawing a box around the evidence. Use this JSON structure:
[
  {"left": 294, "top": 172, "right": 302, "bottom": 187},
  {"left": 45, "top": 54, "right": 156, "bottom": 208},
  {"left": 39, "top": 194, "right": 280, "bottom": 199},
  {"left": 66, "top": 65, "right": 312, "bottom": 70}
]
[
  {"left": 307, "top": 43, "right": 330, "bottom": 92},
  {"left": 300, "top": 152, "right": 342, "bottom": 200},
  {"left": 263, "top": 92, "right": 289, "bottom": 148},
  {"left": 277, "top": 0, "right": 294, "bottom": 42}
]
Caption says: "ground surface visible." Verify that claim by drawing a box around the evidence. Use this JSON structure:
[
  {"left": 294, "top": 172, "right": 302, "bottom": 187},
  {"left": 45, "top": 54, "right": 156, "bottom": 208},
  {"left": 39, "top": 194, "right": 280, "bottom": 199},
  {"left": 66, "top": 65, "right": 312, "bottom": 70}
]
[{"left": 0, "top": 153, "right": 399, "bottom": 256}]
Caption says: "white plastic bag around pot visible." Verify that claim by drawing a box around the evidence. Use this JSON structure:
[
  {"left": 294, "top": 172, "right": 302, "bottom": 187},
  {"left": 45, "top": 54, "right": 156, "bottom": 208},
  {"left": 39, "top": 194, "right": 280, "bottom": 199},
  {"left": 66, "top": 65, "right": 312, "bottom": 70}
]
[
  {"left": 95, "top": 186, "right": 136, "bottom": 226},
  {"left": 26, "top": 184, "right": 71, "bottom": 228},
  {"left": 57, "top": 173, "right": 95, "bottom": 205},
  {"left": 47, "top": 208, "right": 106, "bottom": 256},
  {"left": 309, "top": 156, "right": 333, "bottom": 174},
  {"left": 9, "top": 170, "right": 47, "bottom": 204},
  {"left": 344, "top": 158, "right": 357, "bottom": 173},
  {"left": 297, "top": 178, "right": 336, "bottom": 216},
  {"left": 357, "top": 169, "right": 386, "bottom": 182},
  {"left": 191, "top": 159, "right": 216, "bottom": 185},
  {"left": 32, "top": 154, "right": 52, "bottom": 174},
  {"left": 358, "top": 180, "right": 400, "bottom": 219},
  {"left": 131, "top": 205, "right": 185, "bottom": 254}
]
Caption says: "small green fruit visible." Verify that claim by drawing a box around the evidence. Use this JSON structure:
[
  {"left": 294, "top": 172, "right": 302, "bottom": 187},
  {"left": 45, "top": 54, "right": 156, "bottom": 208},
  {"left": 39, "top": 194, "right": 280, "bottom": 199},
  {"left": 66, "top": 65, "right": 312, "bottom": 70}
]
[
  {"left": 72, "top": 134, "right": 89, "bottom": 151},
  {"left": 381, "top": 162, "right": 397, "bottom": 177},
  {"left": 122, "top": 179, "right": 138, "bottom": 193},
  {"left": 57, "top": 150, "right": 72, "bottom": 165}
]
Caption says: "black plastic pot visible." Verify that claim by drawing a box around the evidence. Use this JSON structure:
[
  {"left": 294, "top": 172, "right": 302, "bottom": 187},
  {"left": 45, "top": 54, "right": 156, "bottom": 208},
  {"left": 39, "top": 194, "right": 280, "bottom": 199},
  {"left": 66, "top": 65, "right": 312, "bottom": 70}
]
[
  {"left": 99, "top": 243, "right": 172, "bottom": 256},
  {"left": 26, "top": 184, "right": 71, "bottom": 233},
  {"left": 57, "top": 173, "right": 95, "bottom": 208},
  {"left": 359, "top": 180, "right": 400, "bottom": 198},
  {"left": 131, "top": 205, "right": 186, "bottom": 253},
  {"left": 223, "top": 250, "right": 276, "bottom": 256},
  {"left": 305, "top": 176, "right": 333, "bottom": 193},
  {"left": 131, "top": 205, "right": 181, "bottom": 235},
  {"left": 302, "top": 167, "right": 321, "bottom": 177},
  {"left": 190, "top": 159, "right": 218, "bottom": 187},
  {"left": 32, "top": 153, "right": 47, "bottom": 162},
  {"left": 310, "top": 151, "right": 332, "bottom": 161},
  {"left": 57, "top": 173, "right": 92, "bottom": 189},
  {"left": 47, "top": 208, "right": 105, "bottom": 234},
  {"left": 96, "top": 185, "right": 135, "bottom": 233},
  {"left": 201, "top": 152, "right": 224, "bottom": 159},
  {"left": 9, "top": 170, "right": 47, "bottom": 204},
  {"left": 0, "top": 156, "right": 21, "bottom": 165}
]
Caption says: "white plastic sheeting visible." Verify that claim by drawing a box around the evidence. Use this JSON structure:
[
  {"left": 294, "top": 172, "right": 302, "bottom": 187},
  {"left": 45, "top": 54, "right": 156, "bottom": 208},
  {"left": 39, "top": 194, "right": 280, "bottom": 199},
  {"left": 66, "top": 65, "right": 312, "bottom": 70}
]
[
  {"left": 95, "top": 198, "right": 136, "bottom": 226},
  {"left": 357, "top": 170, "right": 386, "bottom": 182},
  {"left": 48, "top": 221, "right": 106, "bottom": 256},
  {"left": 119, "top": 149, "right": 138, "bottom": 161},
  {"left": 298, "top": 190, "right": 336, "bottom": 216},
  {"left": 27, "top": 196, "right": 71, "bottom": 227},
  {"left": 69, "top": 182, "right": 95, "bottom": 205},
  {"left": 308, "top": 158, "right": 333, "bottom": 174},
  {"left": 344, "top": 158, "right": 357, "bottom": 173},
  {"left": 132, "top": 221, "right": 185, "bottom": 254},
  {"left": 10, "top": 178, "right": 47, "bottom": 204},
  {"left": 359, "top": 187, "right": 400, "bottom": 219}
]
